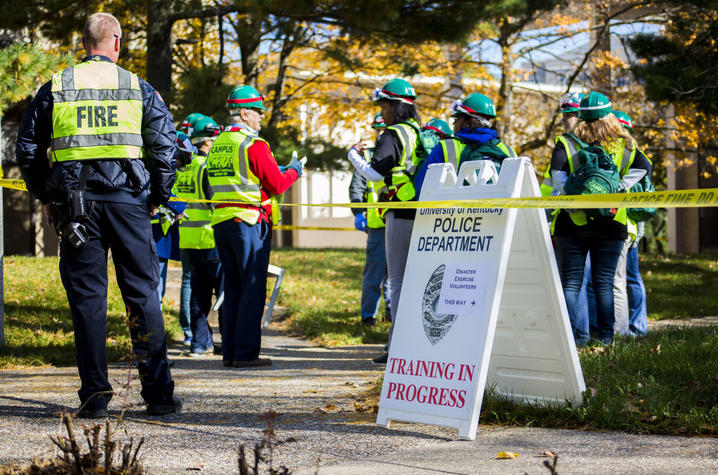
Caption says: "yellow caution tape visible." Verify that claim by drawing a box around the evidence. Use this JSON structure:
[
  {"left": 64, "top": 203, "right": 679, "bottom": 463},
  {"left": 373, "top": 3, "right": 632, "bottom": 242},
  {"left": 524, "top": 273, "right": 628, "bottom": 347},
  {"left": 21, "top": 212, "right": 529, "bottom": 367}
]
[
  {"left": 274, "top": 225, "right": 357, "bottom": 231},
  {"left": 3, "top": 177, "right": 718, "bottom": 210},
  {"left": 0, "top": 179, "right": 30, "bottom": 192}
]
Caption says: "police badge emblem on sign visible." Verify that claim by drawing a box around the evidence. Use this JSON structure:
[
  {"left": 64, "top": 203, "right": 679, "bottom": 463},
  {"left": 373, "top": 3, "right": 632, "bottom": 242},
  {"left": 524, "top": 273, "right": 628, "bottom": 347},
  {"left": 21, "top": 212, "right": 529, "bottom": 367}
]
[{"left": 422, "top": 265, "right": 458, "bottom": 345}]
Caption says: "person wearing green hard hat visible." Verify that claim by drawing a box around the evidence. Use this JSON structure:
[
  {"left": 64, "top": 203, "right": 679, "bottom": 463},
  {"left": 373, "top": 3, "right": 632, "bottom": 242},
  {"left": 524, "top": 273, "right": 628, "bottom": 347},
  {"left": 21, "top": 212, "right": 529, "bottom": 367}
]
[
  {"left": 205, "top": 84, "right": 302, "bottom": 368},
  {"left": 180, "top": 112, "right": 205, "bottom": 136},
  {"left": 611, "top": 109, "right": 653, "bottom": 339},
  {"left": 412, "top": 92, "right": 516, "bottom": 196},
  {"left": 540, "top": 92, "right": 586, "bottom": 198},
  {"left": 549, "top": 91, "right": 652, "bottom": 346},
  {"left": 612, "top": 110, "right": 634, "bottom": 132},
  {"left": 175, "top": 115, "right": 224, "bottom": 356},
  {"left": 421, "top": 118, "right": 452, "bottom": 152},
  {"left": 349, "top": 77, "right": 427, "bottom": 364},
  {"left": 347, "top": 113, "right": 391, "bottom": 327}
]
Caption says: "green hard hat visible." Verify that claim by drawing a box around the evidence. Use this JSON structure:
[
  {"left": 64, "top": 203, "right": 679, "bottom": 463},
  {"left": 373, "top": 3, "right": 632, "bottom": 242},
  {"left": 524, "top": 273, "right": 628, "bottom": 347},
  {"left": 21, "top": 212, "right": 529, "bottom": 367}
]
[
  {"left": 371, "top": 113, "right": 387, "bottom": 129},
  {"left": 450, "top": 93, "right": 496, "bottom": 119},
  {"left": 578, "top": 91, "right": 612, "bottom": 121},
  {"left": 558, "top": 92, "right": 586, "bottom": 114},
  {"left": 180, "top": 112, "right": 204, "bottom": 134},
  {"left": 190, "top": 116, "right": 220, "bottom": 142},
  {"left": 226, "top": 85, "right": 266, "bottom": 110},
  {"left": 612, "top": 110, "right": 634, "bottom": 131},
  {"left": 371, "top": 78, "right": 417, "bottom": 104},
  {"left": 422, "top": 118, "right": 452, "bottom": 137}
]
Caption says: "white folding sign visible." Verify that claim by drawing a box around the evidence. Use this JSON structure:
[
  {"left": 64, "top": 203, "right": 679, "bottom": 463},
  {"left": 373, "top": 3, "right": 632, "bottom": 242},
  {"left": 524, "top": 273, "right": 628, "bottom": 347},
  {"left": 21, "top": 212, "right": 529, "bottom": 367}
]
[{"left": 376, "top": 158, "right": 585, "bottom": 440}]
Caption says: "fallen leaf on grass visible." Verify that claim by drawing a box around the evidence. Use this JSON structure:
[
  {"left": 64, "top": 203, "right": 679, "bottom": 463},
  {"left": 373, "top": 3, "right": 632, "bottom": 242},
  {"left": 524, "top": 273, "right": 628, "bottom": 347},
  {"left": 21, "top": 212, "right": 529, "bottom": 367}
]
[{"left": 496, "top": 452, "right": 520, "bottom": 459}]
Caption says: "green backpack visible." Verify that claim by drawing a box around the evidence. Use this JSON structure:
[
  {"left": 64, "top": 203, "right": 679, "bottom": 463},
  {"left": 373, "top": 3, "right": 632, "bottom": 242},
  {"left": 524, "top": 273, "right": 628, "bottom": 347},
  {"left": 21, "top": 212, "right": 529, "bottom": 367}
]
[
  {"left": 627, "top": 174, "right": 657, "bottom": 222},
  {"left": 563, "top": 143, "right": 621, "bottom": 220},
  {"left": 458, "top": 138, "right": 510, "bottom": 172}
]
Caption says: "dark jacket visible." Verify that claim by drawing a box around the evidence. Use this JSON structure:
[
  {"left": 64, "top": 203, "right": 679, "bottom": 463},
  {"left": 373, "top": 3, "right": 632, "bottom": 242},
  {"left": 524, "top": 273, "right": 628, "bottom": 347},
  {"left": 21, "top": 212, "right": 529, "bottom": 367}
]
[{"left": 16, "top": 56, "right": 176, "bottom": 207}]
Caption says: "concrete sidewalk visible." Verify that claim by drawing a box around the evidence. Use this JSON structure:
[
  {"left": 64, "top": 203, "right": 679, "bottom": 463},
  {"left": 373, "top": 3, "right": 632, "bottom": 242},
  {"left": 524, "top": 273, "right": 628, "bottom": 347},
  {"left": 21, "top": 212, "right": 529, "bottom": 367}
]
[{"left": 1, "top": 325, "right": 717, "bottom": 474}]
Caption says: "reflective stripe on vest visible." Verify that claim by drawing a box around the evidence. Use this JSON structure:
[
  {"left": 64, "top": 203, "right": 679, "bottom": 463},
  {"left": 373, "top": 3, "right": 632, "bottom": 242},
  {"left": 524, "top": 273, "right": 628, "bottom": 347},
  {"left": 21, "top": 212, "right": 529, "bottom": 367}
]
[
  {"left": 362, "top": 149, "right": 385, "bottom": 228},
  {"left": 441, "top": 138, "right": 464, "bottom": 171},
  {"left": 541, "top": 133, "right": 582, "bottom": 197},
  {"left": 496, "top": 141, "right": 517, "bottom": 158},
  {"left": 50, "top": 61, "right": 144, "bottom": 162},
  {"left": 384, "top": 120, "right": 423, "bottom": 204},
  {"left": 175, "top": 155, "right": 215, "bottom": 249},
  {"left": 567, "top": 137, "right": 637, "bottom": 226},
  {"left": 206, "top": 129, "right": 265, "bottom": 226}
]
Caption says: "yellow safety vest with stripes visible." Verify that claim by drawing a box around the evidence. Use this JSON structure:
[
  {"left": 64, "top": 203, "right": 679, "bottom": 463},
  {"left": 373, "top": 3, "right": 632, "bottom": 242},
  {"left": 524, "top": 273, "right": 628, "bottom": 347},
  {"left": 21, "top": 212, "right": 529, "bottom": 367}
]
[
  {"left": 541, "top": 133, "right": 582, "bottom": 197},
  {"left": 50, "top": 60, "right": 144, "bottom": 162},
  {"left": 206, "top": 128, "right": 278, "bottom": 226},
  {"left": 439, "top": 137, "right": 516, "bottom": 172},
  {"left": 362, "top": 148, "right": 386, "bottom": 229},
  {"left": 566, "top": 137, "right": 637, "bottom": 227},
  {"left": 174, "top": 155, "right": 215, "bottom": 249},
  {"left": 385, "top": 119, "right": 424, "bottom": 203}
]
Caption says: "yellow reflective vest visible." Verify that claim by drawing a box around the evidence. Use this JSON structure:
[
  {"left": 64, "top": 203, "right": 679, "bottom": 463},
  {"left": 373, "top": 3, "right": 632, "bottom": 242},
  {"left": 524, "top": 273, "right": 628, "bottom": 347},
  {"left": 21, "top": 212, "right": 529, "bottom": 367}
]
[
  {"left": 361, "top": 148, "right": 386, "bottom": 229},
  {"left": 174, "top": 154, "right": 215, "bottom": 249},
  {"left": 439, "top": 137, "right": 516, "bottom": 172},
  {"left": 50, "top": 60, "right": 144, "bottom": 162},
  {"left": 206, "top": 128, "right": 277, "bottom": 226},
  {"left": 541, "top": 133, "right": 582, "bottom": 197},
  {"left": 384, "top": 119, "right": 424, "bottom": 203}
]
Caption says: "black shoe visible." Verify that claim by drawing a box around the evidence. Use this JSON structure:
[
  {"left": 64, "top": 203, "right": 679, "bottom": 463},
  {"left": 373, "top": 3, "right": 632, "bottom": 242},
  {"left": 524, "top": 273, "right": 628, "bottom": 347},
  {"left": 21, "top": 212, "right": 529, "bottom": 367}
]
[
  {"left": 372, "top": 352, "right": 388, "bottom": 364},
  {"left": 147, "top": 397, "right": 182, "bottom": 416},
  {"left": 362, "top": 318, "right": 376, "bottom": 327},
  {"left": 213, "top": 344, "right": 222, "bottom": 355},
  {"left": 233, "top": 358, "right": 272, "bottom": 368},
  {"left": 76, "top": 406, "right": 108, "bottom": 419}
]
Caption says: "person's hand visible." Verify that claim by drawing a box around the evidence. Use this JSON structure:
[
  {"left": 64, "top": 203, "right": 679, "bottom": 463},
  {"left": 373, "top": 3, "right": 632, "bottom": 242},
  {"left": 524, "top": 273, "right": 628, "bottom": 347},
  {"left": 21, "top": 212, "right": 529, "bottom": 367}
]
[
  {"left": 352, "top": 141, "right": 366, "bottom": 154},
  {"left": 354, "top": 213, "right": 368, "bottom": 232},
  {"left": 149, "top": 204, "right": 159, "bottom": 217},
  {"left": 42, "top": 203, "right": 54, "bottom": 227},
  {"left": 288, "top": 156, "right": 304, "bottom": 178}
]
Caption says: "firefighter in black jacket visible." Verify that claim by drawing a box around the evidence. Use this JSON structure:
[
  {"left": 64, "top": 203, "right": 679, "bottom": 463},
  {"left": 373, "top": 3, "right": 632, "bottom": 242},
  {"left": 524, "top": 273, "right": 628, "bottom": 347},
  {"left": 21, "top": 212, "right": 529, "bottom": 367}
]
[{"left": 16, "top": 12, "right": 179, "bottom": 418}]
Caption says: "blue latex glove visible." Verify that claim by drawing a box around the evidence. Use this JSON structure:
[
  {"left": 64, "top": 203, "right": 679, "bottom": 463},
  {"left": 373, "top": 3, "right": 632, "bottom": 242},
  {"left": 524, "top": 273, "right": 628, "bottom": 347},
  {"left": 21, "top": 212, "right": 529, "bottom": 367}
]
[
  {"left": 278, "top": 165, "right": 287, "bottom": 172},
  {"left": 354, "top": 213, "right": 368, "bottom": 232},
  {"left": 288, "top": 157, "right": 303, "bottom": 177}
]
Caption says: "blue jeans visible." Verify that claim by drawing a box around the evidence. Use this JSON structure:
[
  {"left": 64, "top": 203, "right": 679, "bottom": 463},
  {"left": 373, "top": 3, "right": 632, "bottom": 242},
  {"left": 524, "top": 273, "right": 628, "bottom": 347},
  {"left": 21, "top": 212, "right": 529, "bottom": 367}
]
[
  {"left": 157, "top": 257, "right": 168, "bottom": 305},
  {"left": 361, "top": 227, "right": 390, "bottom": 320},
  {"left": 187, "top": 248, "right": 223, "bottom": 352},
  {"left": 214, "top": 219, "right": 272, "bottom": 362},
  {"left": 626, "top": 244, "right": 648, "bottom": 336},
  {"left": 556, "top": 236, "right": 624, "bottom": 345},
  {"left": 179, "top": 250, "right": 193, "bottom": 340}
]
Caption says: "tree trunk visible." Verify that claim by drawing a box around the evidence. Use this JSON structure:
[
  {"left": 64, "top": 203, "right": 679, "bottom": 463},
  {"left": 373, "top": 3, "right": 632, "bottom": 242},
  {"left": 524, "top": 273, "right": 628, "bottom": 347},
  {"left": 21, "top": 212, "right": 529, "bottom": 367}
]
[
  {"left": 146, "top": 1, "right": 175, "bottom": 102},
  {"left": 267, "top": 26, "right": 298, "bottom": 129},
  {"left": 495, "top": 23, "right": 514, "bottom": 137}
]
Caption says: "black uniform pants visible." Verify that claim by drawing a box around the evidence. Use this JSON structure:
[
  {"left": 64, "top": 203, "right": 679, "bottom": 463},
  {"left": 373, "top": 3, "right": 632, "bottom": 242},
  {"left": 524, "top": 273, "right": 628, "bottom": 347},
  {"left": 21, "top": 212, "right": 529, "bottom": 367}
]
[{"left": 59, "top": 201, "right": 174, "bottom": 410}]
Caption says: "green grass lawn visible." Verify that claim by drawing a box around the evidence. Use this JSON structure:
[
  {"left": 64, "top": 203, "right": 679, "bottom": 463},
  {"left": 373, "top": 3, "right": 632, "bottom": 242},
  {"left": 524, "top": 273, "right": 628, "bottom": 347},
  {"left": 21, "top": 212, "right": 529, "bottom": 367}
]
[
  {"left": 0, "top": 256, "right": 182, "bottom": 368},
  {"left": 2, "top": 251, "right": 717, "bottom": 435},
  {"left": 273, "top": 249, "right": 718, "bottom": 345}
]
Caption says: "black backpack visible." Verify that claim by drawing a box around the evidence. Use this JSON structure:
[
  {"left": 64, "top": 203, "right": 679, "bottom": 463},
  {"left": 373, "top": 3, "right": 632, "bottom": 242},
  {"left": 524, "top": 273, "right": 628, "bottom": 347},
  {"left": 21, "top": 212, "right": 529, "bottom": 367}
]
[
  {"left": 627, "top": 174, "right": 657, "bottom": 222},
  {"left": 563, "top": 142, "right": 621, "bottom": 220}
]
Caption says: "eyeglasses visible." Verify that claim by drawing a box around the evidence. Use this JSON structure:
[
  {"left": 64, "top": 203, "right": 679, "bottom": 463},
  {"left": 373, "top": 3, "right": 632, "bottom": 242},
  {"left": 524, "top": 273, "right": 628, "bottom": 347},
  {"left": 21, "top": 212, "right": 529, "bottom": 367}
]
[{"left": 113, "top": 34, "right": 121, "bottom": 41}]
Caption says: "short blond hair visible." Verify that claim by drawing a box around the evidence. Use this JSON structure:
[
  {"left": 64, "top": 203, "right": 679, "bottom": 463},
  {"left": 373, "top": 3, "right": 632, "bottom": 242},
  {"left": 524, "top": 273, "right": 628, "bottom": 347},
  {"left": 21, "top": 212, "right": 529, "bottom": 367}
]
[
  {"left": 573, "top": 113, "right": 635, "bottom": 151},
  {"left": 83, "top": 13, "right": 121, "bottom": 48}
]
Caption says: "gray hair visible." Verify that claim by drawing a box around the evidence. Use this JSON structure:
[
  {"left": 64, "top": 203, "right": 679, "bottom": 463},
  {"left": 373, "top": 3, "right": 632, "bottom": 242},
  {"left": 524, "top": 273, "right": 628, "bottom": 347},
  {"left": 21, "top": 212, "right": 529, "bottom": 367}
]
[{"left": 84, "top": 13, "right": 121, "bottom": 48}]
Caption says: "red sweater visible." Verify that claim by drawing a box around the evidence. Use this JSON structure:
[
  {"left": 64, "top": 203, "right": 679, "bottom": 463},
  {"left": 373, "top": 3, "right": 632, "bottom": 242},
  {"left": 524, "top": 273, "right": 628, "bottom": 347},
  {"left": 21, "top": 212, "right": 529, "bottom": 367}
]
[{"left": 247, "top": 140, "right": 298, "bottom": 224}]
